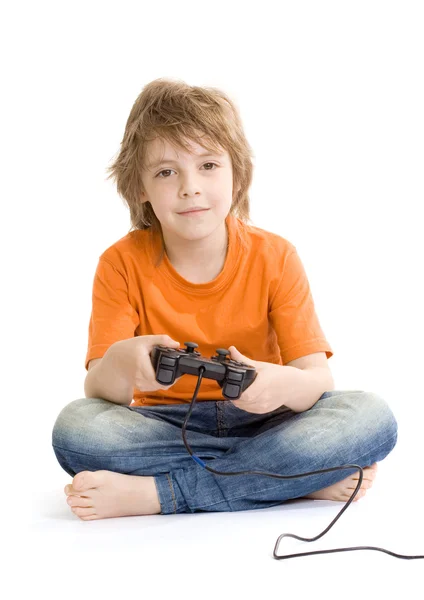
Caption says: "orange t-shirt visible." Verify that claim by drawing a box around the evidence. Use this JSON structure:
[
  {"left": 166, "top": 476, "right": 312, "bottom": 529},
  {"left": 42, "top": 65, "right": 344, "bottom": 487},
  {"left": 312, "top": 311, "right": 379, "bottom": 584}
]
[{"left": 85, "top": 214, "right": 333, "bottom": 406}]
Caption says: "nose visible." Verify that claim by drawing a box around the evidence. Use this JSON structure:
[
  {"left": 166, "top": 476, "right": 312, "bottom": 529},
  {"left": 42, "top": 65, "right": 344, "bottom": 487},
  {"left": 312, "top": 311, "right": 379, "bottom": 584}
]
[{"left": 179, "top": 171, "right": 202, "bottom": 197}]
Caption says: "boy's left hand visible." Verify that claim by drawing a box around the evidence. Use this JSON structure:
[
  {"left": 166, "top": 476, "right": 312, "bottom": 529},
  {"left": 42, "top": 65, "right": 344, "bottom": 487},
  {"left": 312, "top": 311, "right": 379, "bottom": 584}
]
[{"left": 227, "top": 346, "right": 288, "bottom": 414}]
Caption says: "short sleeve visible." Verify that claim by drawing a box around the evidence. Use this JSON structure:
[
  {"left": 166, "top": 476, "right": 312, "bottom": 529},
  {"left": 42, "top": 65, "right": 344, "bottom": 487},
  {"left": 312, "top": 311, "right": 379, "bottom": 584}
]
[
  {"left": 269, "top": 248, "right": 333, "bottom": 364},
  {"left": 85, "top": 258, "right": 140, "bottom": 370}
]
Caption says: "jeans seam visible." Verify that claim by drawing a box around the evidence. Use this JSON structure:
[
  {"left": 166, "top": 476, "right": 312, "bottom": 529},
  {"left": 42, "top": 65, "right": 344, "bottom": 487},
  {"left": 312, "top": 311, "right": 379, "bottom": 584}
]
[
  {"left": 166, "top": 473, "right": 178, "bottom": 514},
  {"left": 216, "top": 401, "right": 227, "bottom": 438},
  {"left": 52, "top": 444, "right": 191, "bottom": 460}
]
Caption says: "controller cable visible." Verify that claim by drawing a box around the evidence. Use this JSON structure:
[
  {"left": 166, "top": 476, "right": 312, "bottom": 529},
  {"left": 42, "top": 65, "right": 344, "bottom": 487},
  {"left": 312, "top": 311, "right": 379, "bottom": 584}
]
[{"left": 180, "top": 367, "right": 424, "bottom": 561}]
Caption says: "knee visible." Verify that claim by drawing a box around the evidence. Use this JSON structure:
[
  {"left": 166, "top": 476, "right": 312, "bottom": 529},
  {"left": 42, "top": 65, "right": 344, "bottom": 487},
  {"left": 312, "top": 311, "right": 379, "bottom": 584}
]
[
  {"left": 318, "top": 390, "right": 398, "bottom": 443},
  {"left": 311, "top": 390, "right": 398, "bottom": 465},
  {"left": 357, "top": 391, "right": 397, "bottom": 437},
  {"left": 337, "top": 390, "right": 398, "bottom": 451},
  {"left": 51, "top": 397, "right": 111, "bottom": 448}
]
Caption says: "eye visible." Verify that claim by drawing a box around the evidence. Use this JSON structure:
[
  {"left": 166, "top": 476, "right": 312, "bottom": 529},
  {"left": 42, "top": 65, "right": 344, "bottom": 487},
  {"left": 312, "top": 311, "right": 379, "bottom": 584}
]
[
  {"left": 156, "top": 169, "right": 174, "bottom": 179},
  {"left": 156, "top": 162, "right": 218, "bottom": 178}
]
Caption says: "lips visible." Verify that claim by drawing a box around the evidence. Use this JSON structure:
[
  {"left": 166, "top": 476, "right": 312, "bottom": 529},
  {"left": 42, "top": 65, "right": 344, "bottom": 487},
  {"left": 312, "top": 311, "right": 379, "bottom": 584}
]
[{"left": 178, "top": 208, "right": 209, "bottom": 214}]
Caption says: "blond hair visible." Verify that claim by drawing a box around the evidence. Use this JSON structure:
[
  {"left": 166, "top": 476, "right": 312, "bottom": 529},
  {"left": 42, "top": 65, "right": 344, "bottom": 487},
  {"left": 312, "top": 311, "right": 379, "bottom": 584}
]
[{"left": 106, "top": 78, "right": 255, "bottom": 262}]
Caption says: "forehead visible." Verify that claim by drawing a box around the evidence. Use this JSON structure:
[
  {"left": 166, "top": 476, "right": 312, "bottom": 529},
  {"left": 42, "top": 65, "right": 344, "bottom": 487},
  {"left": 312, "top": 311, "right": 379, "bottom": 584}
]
[{"left": 144, "top": 137, "right": 226, "bottom": 168}]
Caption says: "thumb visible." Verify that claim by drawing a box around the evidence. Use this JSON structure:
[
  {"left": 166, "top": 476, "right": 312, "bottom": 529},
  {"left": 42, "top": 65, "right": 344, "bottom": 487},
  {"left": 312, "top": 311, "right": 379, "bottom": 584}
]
[
  {"left": 161, "top": 335, "right": 180, "bottom": 347},
  {"left": 228, "top": 346, "right": 255, "bottom": 366}
]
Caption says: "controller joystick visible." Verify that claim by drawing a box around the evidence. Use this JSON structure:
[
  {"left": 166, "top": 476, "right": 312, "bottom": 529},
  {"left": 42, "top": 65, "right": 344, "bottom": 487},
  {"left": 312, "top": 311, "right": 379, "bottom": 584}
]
[
  {"left": 150, "top": 341, "right": 256, "bottom": 400},
  {"left": 215, "top": 348, "right": 230, "bottom": 362},
  {"left": 184, "top": 342, "right": 199, "bottom": 353}
]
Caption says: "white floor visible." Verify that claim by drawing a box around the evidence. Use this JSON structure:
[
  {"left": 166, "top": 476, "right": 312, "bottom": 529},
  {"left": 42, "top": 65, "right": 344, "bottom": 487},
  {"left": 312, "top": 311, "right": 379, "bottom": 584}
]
[{"left": 11, "top": 403, "right": 422, "bottom": 600}]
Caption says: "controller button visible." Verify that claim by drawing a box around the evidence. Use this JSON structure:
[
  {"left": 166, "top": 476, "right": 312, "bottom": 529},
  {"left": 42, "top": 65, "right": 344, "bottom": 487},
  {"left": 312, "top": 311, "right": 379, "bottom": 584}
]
[
  {"left": 227, "top": 371, "right": 243, "bottom": 381},
  {"left": 161, "top": 357, "right": 177, "bottom": 366},
  {"left": 224, "top": 384, "right": 240, "bottom": 399},
  {"left": 158, "top": 369, "right": 173, "bottom": 383}
]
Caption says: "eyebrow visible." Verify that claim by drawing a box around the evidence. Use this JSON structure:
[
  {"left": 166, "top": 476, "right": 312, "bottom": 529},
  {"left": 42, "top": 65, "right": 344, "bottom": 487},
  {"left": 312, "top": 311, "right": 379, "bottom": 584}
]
[{"left": 148, "top": 152, "right": 224, "bottom": 169}]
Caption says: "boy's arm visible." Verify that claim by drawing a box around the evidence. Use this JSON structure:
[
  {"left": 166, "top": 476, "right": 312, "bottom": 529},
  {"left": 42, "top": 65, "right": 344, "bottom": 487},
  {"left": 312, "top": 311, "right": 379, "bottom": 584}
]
[
  {"left": 268, "top": 247, "right": 333, "bottom": 367},
  {"left": 84, "top": 341, "right": 135, "bottom": 406},
  {"left": 229, "top": 347, "right": 334, "bottom": 414}
]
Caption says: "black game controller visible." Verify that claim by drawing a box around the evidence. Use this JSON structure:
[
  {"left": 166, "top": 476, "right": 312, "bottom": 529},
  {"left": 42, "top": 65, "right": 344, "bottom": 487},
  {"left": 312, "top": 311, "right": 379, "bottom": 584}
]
[{"left": 150, "top": 342, "right": 257, "bottom": 400}]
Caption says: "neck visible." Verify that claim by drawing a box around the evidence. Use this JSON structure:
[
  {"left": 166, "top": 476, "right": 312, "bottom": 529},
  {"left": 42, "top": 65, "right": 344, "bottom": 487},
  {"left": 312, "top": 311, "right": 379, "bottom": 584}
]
[{"left": 163, "top": 221, "right": 229, "bottom": 269}]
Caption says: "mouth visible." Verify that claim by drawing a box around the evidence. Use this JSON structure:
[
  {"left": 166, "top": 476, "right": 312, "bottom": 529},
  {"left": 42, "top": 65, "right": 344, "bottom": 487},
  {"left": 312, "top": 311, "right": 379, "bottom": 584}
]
[{"left": 178, "top": 208, "right": 209, "bottom": 215}]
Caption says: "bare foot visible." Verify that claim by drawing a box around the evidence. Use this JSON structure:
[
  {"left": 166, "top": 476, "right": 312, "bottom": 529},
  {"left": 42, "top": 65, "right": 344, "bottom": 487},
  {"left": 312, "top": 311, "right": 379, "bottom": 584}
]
[
  {"left": 64, "top": 470, "right": 161, "bottom": 520},
  {"left": 303, "top": 463, "right": 378, "bottom": 502}
]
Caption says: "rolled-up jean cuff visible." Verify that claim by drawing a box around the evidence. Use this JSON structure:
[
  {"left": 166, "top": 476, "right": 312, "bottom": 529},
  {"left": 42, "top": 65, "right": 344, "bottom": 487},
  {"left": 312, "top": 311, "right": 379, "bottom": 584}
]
[{"left": 154, "top": 473, "right": 182, "bottom": 515}]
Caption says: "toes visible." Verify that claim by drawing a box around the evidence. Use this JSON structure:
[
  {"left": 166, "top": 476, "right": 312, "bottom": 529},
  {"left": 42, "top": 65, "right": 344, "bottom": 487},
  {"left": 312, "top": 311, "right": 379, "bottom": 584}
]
[
  {"left": 348, "top": 478, "right": 373, "bottom": 491},
  {"left": 72, "top": 472, "right": 86, "bottom": 491},
  {"left": 65, "top": 470, "right": 97, "bottom": 495},
  {"left": 352, "top": 466, "right": 377, "bottom": 482},
  {"left": 365, "top": 466, "right": 377, "bottom": 480},
  {"left": 67, "top": 495, "right": 93, "bottom": 508},
  {"left": 72, "top": 470, "right": 109, "bottom": 492},
  {"left": 370, "top": 469, "right": 377, "bottom": 481},
  {"left": 343, "top": 488, "right": 366, "bottom": 502},
  {"left": 64, "top": 484, "right": 81, "bottom": 496},
  {"left": 72, "top": 470, "right": 101, "bottom": 491},
  {"left": 71, "top": 506, "right": 97, "bottom": 519}
]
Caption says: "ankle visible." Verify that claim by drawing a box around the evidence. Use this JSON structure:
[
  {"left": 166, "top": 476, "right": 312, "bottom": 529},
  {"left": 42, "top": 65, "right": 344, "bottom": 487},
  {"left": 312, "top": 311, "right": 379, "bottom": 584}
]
[{"left": 146, "top": 477, "right": 161, "bottom": 514}]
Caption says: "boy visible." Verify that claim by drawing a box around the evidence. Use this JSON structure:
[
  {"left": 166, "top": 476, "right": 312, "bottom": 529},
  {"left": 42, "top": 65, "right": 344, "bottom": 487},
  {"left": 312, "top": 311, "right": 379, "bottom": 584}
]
[{"left": 52, "top": 78, "right": 397, "bottom": 519}]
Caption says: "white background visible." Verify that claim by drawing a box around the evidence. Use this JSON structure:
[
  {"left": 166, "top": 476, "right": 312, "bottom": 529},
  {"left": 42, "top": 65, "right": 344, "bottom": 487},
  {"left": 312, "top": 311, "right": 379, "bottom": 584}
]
[{"left": 2, "top": 0, "right": 423, "bottom": 597}]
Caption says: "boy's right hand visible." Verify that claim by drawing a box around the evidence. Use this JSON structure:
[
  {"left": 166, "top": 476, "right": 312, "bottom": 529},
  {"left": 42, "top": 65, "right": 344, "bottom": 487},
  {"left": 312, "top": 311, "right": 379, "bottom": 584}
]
[{"left": 111, "top": 335, "right": 181, "bottom": 393}]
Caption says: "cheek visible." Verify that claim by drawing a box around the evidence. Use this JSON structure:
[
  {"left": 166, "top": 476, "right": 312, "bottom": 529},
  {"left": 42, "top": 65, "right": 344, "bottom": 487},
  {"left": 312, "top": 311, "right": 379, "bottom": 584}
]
[{"left": 150, "top": 188, "right": 174, "bottom": 207}]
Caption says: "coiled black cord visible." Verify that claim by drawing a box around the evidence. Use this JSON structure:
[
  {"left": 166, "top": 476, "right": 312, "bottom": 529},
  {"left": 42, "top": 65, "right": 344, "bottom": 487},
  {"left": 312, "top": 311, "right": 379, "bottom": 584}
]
[{"left": 181, "top": 367, "right": 424, "bottom": 561}]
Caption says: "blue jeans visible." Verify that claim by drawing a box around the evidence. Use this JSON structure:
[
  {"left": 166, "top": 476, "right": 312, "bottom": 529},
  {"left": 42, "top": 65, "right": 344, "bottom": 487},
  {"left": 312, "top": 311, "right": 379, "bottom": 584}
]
[{"left": 51, "top": 390, "right": 398, "bottom": 514}]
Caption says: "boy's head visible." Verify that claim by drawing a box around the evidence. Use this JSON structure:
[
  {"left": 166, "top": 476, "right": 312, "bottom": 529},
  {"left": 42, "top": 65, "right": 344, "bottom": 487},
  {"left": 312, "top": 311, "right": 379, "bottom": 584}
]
[
  {"left": 106, "top": 78, "right": 255, "bottom": 240},
  {"left": 139, "top": 135, "right": 236, "bottom": 249}
]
